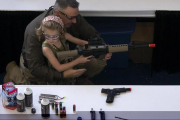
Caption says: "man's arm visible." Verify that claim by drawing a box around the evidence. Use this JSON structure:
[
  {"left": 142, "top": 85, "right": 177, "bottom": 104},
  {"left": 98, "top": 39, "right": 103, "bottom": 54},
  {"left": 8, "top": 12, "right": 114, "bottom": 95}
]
[
  {"left": 77, "top": 14, "right": 101, "bottom": 40},
  {"left": 65, "top": 32, "right": 88, "bottom": 47},
  {"left": 77, "top": 15, "right": 112, "bottom": 60},
  {"left": 67, "top": 14, "right": 103, "bottom": 50}
]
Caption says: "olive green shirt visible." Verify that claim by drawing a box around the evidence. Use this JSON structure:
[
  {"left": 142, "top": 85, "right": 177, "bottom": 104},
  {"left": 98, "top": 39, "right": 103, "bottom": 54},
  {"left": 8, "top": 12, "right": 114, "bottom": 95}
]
[
  {"left": 42, "top": 43, "right": 64, "bottom": 68},
  {"left": 42, "top": 38, "right": 68, "bottom": 68}
]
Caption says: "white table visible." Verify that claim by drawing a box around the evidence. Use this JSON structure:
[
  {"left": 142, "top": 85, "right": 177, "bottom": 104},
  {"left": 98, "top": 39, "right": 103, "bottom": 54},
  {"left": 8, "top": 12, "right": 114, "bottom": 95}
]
[
  {"left": 0, "top": 85, "right": 180, "bottom": 119},
  {"left": 0, "top": 0, "right": 180, "bottom": 17}
]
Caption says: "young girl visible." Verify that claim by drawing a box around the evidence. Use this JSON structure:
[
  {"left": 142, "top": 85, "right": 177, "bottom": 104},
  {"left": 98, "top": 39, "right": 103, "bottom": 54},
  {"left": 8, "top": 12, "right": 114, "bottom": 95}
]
[{"left": 36, "top": 15, "right": 92, "bottom": 72}]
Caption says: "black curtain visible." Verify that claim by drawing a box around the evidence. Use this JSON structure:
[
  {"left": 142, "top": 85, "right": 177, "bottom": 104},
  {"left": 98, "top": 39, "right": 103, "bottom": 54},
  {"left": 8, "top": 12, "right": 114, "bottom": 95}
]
[
  {"left": 0, "top": 11, "right": 42, "bottom": 73},
  {"left": 152, "top": 11, "right": 180, "bottom": 73}
]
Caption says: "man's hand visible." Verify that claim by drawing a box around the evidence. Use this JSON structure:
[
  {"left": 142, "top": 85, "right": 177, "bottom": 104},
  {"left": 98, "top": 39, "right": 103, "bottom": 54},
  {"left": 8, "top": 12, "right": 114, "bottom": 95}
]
[
  {"left": 63, "top": 68, "right": 86, "bottom": 78},
  {"left": 103, "top": 53, "right": 112, "bottom": 60}
]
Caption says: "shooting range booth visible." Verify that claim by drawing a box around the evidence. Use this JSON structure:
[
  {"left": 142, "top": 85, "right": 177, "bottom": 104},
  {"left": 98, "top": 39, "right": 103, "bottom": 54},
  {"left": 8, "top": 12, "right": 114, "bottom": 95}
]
[{"left": 84, "top": 17, "right": 136, "bottom": 68}]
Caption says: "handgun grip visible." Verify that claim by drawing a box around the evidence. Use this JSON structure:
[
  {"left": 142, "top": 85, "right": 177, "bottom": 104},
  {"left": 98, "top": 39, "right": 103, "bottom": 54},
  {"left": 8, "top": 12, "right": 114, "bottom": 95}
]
[{"left": 106, "top": 92, "right": 115, "bottom": 103}]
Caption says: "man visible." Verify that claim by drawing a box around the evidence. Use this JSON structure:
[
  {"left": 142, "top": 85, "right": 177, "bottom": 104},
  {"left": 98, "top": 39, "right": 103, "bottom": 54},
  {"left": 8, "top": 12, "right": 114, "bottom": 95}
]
[{"left": 4, "top": 0, "right": 112, "bottom": 85}]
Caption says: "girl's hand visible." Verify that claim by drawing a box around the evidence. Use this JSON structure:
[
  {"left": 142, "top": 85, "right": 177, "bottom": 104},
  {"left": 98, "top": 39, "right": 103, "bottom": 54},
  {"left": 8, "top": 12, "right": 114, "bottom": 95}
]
[{"left": 76, "top": 55, "right": 93, "bottom": 64}]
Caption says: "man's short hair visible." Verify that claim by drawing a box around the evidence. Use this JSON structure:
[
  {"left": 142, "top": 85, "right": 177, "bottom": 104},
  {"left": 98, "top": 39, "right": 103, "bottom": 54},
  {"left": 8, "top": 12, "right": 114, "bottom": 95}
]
[{"left": 54, "top": 0, "right": 79, "bottom": 11}]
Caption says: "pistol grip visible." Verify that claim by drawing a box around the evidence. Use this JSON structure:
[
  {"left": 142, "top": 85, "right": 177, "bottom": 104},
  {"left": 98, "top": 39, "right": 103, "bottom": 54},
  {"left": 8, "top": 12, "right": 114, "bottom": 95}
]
[{"left": 106, "top": 93, "right": 114, "bottom": 103}]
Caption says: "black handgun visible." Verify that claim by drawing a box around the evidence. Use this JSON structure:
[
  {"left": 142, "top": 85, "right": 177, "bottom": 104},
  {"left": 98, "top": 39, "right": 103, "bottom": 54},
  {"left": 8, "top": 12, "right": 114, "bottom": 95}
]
[{"left": 101, "top": 88, "right": 131, "bottom": 103}]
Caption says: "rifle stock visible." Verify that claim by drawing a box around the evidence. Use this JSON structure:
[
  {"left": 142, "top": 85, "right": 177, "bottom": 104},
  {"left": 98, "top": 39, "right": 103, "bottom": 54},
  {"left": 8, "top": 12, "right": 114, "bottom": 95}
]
[{"left": 56, "top": 50, "right": 78, "bottom": 63}]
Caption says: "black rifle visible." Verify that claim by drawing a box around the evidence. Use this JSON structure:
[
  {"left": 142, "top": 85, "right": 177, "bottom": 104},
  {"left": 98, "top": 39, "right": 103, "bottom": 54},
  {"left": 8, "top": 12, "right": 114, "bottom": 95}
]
[{"left": 57, "top": 36, "right": 155, "bottom": 61}]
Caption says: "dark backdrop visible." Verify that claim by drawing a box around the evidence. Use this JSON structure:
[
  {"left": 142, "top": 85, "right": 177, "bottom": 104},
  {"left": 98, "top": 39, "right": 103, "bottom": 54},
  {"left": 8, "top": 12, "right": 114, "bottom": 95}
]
[
  {"left": 0, "top": 11, "right": 43, "bottom": 73},
  {"left": 152, "top": 11, "right": 180, "bottom": 73}
]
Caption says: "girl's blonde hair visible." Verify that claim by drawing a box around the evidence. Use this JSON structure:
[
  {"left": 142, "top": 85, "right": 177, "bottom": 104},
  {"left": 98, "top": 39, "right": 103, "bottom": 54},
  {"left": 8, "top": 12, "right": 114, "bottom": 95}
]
[{"left": 36, "top": 16, "right": 66, "bottom": 41}]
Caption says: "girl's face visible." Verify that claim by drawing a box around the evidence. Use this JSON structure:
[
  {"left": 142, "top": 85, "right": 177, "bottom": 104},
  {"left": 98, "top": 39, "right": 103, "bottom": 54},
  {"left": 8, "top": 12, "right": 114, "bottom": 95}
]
[{"left": 43, "top": 28, "right": 60, "bottom": 45}]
